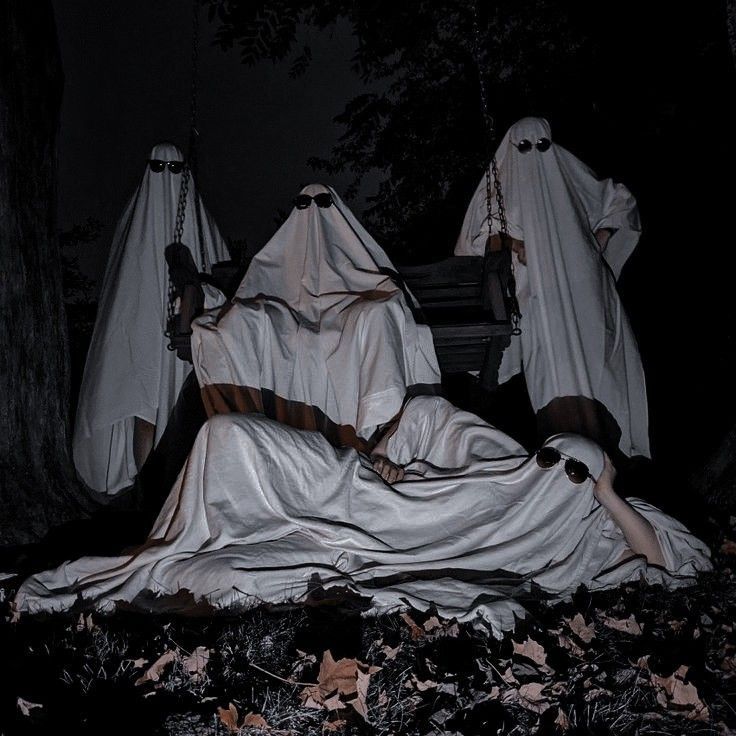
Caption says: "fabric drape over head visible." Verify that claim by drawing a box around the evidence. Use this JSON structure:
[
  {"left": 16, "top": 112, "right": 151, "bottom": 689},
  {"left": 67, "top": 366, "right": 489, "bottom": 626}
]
[
  {"left": 455, "top": 118, "right": 649, "bottom": 457},
  {"left": 15, "top": 397, "right": 710, "bottom": 636},
  {"left": 73, "top": 143, "right": 229, "bottom": 495},
  {"left": 191, "top": 184, "right": 441, "bottom": 450}
]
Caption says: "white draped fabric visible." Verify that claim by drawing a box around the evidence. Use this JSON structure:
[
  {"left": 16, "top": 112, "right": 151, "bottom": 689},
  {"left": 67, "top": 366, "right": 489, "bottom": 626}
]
[
  {"left": 191, "top": 184, "right": 440, "bottom": 449},
  {"left": 73, "top": 143, "right": 229, "bottom": 495},
  {"left": 455, "top": 118, "right": 649, "bottom": 457},
  {"left": 16, "top": 397, "right": 709, "bottom": 636}
]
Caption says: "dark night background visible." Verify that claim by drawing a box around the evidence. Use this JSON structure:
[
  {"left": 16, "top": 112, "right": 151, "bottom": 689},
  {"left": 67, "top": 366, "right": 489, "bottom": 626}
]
[{"left": 41, "top": 0, "right": 736, "bottom": 515}]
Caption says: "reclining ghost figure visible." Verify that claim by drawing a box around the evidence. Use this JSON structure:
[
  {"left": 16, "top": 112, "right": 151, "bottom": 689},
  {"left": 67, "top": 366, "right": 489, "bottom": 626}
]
[
  {"left": 14, "top": 396, "right": 710, "bottom": 636},
  {"left": 190, "top": 183, "right": 441, "bottom": 452},
  {"left": 456, "top": 117, "right": 648, "bottom": 464},
  {"left": 72, "top": 142, "right": 229, "bottom": 496}
]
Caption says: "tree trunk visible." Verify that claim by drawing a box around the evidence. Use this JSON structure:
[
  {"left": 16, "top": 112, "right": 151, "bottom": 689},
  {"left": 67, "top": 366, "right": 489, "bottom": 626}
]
[{"left": 0, "top": 0, "right": 92, "bottom": 545}]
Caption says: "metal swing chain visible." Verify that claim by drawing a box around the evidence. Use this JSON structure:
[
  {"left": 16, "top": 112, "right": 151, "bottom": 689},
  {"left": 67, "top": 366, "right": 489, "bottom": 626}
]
[
  {"left": 470, "top": 3, "right": 522, "bottom": 336},
  {"left": 166, "top": 0, "right": 205, "bottom": 342}
]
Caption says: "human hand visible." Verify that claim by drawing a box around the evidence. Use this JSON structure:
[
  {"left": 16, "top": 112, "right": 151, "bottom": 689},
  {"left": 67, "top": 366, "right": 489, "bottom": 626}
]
[
  {"left": 371, "top": 454, "right": 405, "bottom": 484},
  {"left": 593, "top": 453, "right": 617, "bottom": 503}
]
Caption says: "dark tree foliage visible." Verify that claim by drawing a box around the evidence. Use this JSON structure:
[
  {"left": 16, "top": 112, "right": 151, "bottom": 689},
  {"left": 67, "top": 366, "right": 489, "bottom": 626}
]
[
  {"left": 204, "top": 0, "right": 733, "bottom": 264},
  {"left": 0, "top": 1, "right": 93, "bottom": 545}
]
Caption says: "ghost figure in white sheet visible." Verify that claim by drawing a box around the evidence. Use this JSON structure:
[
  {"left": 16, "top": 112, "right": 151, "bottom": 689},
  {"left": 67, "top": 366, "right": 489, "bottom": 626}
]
[
  {"left": 15, "top": 396, "right": 710, "bottom": 637},
  {"left": 191, "top": 183, "right": 441, "bottom": 451},
  {"left": 455, "top": 117, "right": 649, "bottom": 459},
  {"left": 73, "top": 143, "right": 229, "bottom": 496}
]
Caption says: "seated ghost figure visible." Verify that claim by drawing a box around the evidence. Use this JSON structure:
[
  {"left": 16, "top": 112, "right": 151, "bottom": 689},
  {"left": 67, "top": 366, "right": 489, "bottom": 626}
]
[
  {"left": 455, "top": 118, "right": 648, "bottom": 462},
  {"left": 72, "top": 143, "right": 229, "bottom": 496},
  {"left": 191, "top": 183, "right": 441, "bottom": 451},
  {"left": 14, "top": 396, "right": 710, "bottom": 636}
]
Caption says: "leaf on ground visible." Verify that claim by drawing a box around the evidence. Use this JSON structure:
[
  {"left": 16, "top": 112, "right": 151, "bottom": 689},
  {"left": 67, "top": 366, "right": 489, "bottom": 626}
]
[
  {"left": 501, "top": 666, "right": 519, "bottom": 686},
  {"left": 182, "top": 646, "right": 210, "bottom": 680},
  {"left": 557, "top": 634, "right": 585, "bottom": 658},
  {"left": 217, "top": 703, "right": 240, "bottom": 732},
  {"left": 720, "top": 539, "right": 736, "bottom": 555},
  {"left": 299, "top": 650, "right": 380, "bottom": 720},
  {"left": 134, "top": 649, "right": 179, "bottom": 685},
  {"left": 518, "top": 682, "right": 550, "bottom": 714},
  {"left": 243, "top": 712, "right": 270, "bottom": 729},
  {"left": 422, "top": 615, "right": 460, "bottom": 638},
  {"left": 400, "top": 612, "right": 424, "bottom": 640},
  {"left": 565, "top": 613, "right": 595, "bottom": 643},
  {"left": 554, "top": 708, "right": 571, "bottom": 731},
  {"left": 405, "top": 675, "right": 438, "bottom": 692},
  {"left": 17, "top": 697, "right": 43, "bottom": 716},
  {"left": 75, "top": 612, "right": 97, "bottom": 632},
  {"left": 129, "top": 657, "right": 148, "bottom": 669},
  {"left": 599, "top": 613, "right": 643, "bottom": 635},
  {"left": 322, "top": 719, "right": 347, "bottom": 732},
  {"left": 650, "top": 665, "right": 710, "bottom": 721},
  {"left": 380, "top": 643, "right": 402, "bottom": 660},
  {"left": 584, "top": 687, "right": 612, "bottom": 701},
  {"left": 512, "top": 636, "right": 548, "bottom": 667}
]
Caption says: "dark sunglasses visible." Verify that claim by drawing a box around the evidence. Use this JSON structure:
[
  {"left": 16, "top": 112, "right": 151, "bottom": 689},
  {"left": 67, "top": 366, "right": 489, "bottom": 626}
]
[
  {"left": 514, "top": 137, "right": 551, "bottom": 154},
  {"left": 293, "top": 192, "right": 334, "bottom": 209},
  {"left": 535, "top": 446, "right": 593, "bottom": 484},
  {"left": 148, "top": 159, "right": 185, "bottom": 174}
]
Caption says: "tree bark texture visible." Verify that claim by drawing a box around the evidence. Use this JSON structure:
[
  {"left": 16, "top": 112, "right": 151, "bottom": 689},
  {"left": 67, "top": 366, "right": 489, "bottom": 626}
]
[{"left": 0, "top": 0, "right": 92, "bottom": 545}]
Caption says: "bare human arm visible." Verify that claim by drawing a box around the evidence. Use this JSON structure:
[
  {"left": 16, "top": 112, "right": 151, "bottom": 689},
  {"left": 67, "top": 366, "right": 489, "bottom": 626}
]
[
  {"left": 594, "top": 455, "right": 666, "bottom": 566},
  {"left": 370, "top": 416, "right": 405, "bottom": 483}
]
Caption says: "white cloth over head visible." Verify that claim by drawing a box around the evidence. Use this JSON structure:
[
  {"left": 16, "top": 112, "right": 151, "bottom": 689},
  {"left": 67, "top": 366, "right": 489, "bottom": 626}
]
[
  {"left": 455, "top": 117, "right": 649, "bottom": 457},
  {"left": 191, "top": 183, "right": 440, "bottom": 450},
  {"left": 16, "top": 397, "right": 710, "bottom": 636},
  {"left": 73, "top": 143, "right": 229, "bottom": 495}
]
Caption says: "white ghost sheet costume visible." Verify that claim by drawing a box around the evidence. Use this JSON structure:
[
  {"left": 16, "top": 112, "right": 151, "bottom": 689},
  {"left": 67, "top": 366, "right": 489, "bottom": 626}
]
[
  {"left": 191, "top": 184, "right": 440, "bottom": 452},
  {"left": 15, "top": 397, "right": 710, "bottom": 637},
  {"left": 455, "top": 118, "right": 649, "bottom": 458},
  {"left": 73, "top": 143, "right": 230, "bottom": 496}
]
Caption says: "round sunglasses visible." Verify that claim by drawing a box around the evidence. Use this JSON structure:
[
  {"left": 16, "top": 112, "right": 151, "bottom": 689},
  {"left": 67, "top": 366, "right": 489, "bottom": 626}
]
[
  {"left": 293, "top": 192, "right": 334, "bottom": 209},
  {"left": 535, "top": 446, "right": 593, "bottom": 484},
  {"left": 513, "top": 137, "right": 551, "bottom": 154},
  {"left": 148, "top": 159, "right": 185, "bottom": 174}
]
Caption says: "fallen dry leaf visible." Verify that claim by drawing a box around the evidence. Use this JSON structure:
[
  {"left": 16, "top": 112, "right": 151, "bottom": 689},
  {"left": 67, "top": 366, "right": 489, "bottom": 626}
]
[
  {"left": 322, "top": 719, "right": 347, "bottom": 732},
  {"left": 566, "top": 613, "right": 595, "bottom": 643},
  {"left": 650, "top": 665, "right": 710, "bottom": 721},
  {"left": 299, "top": 650, "right": 380, "bottom": 720},
  {"left": 217, "top": 702, "right": 240, "bottom": 733},
  {"left": 512, "top": 636, "right": 548, "bottom": 667},
  {"left": 400, "top": 612, "right": 424, "bottom": 640},
  {"left": 501, "top": 666, "right": 519, "bottom": 686},
  {"left": 554, "top": 708, "right": 571, "bottom": 732},
  {"left": 17, "top": 697, "right": 43, "bottom": 717},
  {"left": 557, "top": 634, "right": 585, "bottom": 658},
  {"left": 134, "top": 649, "right": 179, "bottom": 686},
  {"left": 380, "top": 643, "right": 401, "bottom": 660},
  {"left": 720, "top": 539, "right": 736, "bottom": 555},
  {"left": 518, "top": 682, "right": 550, "bottom": 714},
  {"left": 243, "top": 712, "right": 270, "bottom": 729},
  {"left": 600, "top": 613, "right": 643, "bottom": 636},
  {"left": 182, "top": 646, "right": 210, "bottom": 680}
]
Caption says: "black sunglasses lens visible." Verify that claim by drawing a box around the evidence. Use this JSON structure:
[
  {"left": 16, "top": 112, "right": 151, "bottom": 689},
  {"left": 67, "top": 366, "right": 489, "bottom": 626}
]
[
  {"left": 536, "top": 137, "right": 551, "bottom": 152},
  {"left": 516, "top": 139, "right": 532, "bottom": 153},
  {"left": 167, "top": 161, "right": 184, "bottom": 174},
  {"left": 565, "top": 459, "right": 590, "bottom": 484},
  {"left": 294, "top": 194, "right": 312, "bottom": 209},
  {"left": 148, "top": 160, "right": 166, "bottom": 172},
  {"left": 536, "top": 446, "right": 560, "bottom": 469},
  {"left": 314, "top": 192, "right": 333, "bottom": 208}
]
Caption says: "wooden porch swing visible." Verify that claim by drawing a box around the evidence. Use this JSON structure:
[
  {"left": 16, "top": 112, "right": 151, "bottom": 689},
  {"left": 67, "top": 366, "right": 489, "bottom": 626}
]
[{"left": 165, "top": 2, "right": 517, "bottom": 383}]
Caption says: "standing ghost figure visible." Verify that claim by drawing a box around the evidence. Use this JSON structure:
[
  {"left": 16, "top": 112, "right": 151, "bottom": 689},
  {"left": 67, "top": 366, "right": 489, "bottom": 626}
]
[
  {"left": 73, "top": 142, "right": 230, "bottom": 496},
  {"left": 191, "top": 183, "right": 441, "bottom": 451},
  {"left": 455, "top": 118, "right": 649, "bottom": 460}
]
